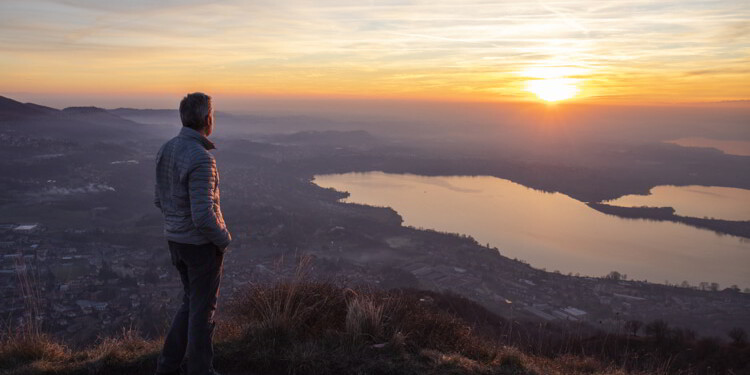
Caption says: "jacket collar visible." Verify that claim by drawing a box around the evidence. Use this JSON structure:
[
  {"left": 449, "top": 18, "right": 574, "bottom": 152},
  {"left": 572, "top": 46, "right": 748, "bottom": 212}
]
[{"left": 178, "top": 126, "right": 216, "bottom": 150}]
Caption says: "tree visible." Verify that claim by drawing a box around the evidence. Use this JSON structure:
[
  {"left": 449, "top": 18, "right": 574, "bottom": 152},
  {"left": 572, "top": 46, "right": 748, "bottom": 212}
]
[
  {"left": 728, "top": 328, "right": 747, "bottom": 347},
  {"left": 606, "top": 271, "right": 622, "bottom": 281},
  {"left": 709, "top": 282, "right": 720, "bottom": 292},
  {"left": 625, "top": 320, "right": 643, "bottom": 336},
  {"left": 645, "top": 319, "right": 669, "bottom": 342}
]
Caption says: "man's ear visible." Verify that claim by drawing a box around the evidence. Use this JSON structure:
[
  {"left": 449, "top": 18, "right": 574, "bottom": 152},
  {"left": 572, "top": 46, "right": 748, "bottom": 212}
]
[{"left": 204, "top": 115, "right": 213, "bottom": 136}]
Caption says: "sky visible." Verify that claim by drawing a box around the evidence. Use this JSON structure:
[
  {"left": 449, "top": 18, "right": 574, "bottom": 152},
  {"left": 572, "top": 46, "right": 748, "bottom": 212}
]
[{"left": 1, "top": 0, "right": 749, "bottom": 108}]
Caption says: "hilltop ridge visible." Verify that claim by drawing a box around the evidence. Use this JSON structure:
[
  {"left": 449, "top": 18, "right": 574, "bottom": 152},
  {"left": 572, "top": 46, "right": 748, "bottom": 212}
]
[{"left": 2, "top": 280, "right": 748, "bottom": 375}]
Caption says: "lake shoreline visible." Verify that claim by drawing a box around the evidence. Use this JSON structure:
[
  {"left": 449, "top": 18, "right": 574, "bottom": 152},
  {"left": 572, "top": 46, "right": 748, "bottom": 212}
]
[
  {"left": 314, "top": 172, "right": 750, "bottom": 289},
  {"left": 587, "top": 203, "right": 750, "bottom": 239}
]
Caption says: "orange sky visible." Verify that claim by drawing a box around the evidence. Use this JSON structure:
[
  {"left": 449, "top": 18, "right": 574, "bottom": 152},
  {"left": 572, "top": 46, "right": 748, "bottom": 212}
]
[{"left": 1, "top": 0, "right": 749, "bottom": 107}]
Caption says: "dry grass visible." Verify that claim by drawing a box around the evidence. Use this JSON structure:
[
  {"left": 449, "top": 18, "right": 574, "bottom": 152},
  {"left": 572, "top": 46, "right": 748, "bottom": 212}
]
[
  {"left": 82, "top": 328, "right": 161, "bottom": 373},
  {"left": 0, "top": 326, "right": 161, "bottom": 375},
  {"left": 0, "top": 274, "right": 697, "bottom": 375},
  {"left": 0, "top": 330, "right": 67, "bottom": 370},
  {"left": 345, "top": 292, "right": 385, "bottom": 340}
]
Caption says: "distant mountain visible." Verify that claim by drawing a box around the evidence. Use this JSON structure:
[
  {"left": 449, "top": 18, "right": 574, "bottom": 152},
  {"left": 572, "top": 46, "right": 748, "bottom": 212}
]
[
  {"left": 0, "top": 95, "right": 174, "bottom": 142},
  {"left": 110, "top": 108, "right": 176, "bottom": 116},
  {"left": 0, "top": 95, "right": 58, "bottom": 118},
  {"left": 24, "top": 102, "right": 60, "bottom": 115},
  {"left": 111, "top": 108, "right": 252, "bottom": 127},
  {"left": 109, "top": 108, "right": 180, "bottom": 127},
  {"left": 61, "top": 106, "right": 150, "bottom": 129},
  {"left": 62, "top": 106, "right": 108, "bottom": 114},
  {"left": 109, "top": 108, "right": 256, "bottom": 133},
  {"left": 109, "top": 107, "right": 369, "bottom": 136}
]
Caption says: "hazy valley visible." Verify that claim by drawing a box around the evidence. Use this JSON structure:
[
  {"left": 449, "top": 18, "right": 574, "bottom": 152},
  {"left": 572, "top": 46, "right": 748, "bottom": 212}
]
[{"left": 1, "top": 95, "right": 750, "bottom": 374}]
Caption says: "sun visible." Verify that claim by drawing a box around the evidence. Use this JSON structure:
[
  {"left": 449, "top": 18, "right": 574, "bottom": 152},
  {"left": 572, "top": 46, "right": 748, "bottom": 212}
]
[
  {"left": 521, "top": 66, "right": 583, "bottom": 102},
  {"left": 526, "top": 78, "right": 579, "bottom": 102}
]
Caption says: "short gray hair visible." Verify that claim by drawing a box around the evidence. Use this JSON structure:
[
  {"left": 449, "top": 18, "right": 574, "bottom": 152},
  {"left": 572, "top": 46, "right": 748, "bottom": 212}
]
[{"left": 179, "top": 92, "right": 212, "bottom": 130}]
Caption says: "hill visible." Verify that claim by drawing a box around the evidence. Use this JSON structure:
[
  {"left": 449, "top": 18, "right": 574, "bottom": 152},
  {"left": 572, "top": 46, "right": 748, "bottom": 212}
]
[
  {"left": 2, "top": 280, "right": 748, "bottom": 375},
  {"left": 0, "top": 95, "right": 174, "bottom": 142},
  {"left": 0, "top": 96, "right": 59, "bottom": 118}
]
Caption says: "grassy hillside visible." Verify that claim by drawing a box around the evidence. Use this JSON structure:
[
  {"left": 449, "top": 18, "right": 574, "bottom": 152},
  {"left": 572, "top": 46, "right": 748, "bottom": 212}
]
[{"left": 2, "top": 279, "right": 748, "bottom": 375}]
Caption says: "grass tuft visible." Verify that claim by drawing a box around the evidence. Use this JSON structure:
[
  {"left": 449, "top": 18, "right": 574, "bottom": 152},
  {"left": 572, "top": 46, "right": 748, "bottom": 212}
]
[
  {"left": 345, "top": 292, "right": 385, "bottom": 341},
  {"left": 4, "top": 277, "right": 742, "bottom": 374},
  {"left": 0, "top": 331, "right": 67, "bottom": 370}
]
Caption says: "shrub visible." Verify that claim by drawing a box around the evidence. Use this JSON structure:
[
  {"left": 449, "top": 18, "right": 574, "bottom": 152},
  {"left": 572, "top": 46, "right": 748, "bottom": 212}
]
[
  {"left": 0, "top": 331, "right": 67, "bottom": 370},
  {"left": 728, "top": 327, "right": 747, "bottom": 347},
  {"left": 345, "top": 293, "right": 385, "bottom": 341}
]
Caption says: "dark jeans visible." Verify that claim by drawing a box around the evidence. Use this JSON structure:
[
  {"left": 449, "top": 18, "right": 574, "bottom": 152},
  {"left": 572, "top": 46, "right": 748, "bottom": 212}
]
[{"left": 156, "top": 241, "right": 224, "bottom": 375}]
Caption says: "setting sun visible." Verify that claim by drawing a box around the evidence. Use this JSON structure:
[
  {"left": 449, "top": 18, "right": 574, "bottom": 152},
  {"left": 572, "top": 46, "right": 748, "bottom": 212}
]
[
  {"left": 526, "top": 78, "right": 579, "bottom": 102},
  {"left": 521, "top": 66, "right": 582, "bottom": 102}
]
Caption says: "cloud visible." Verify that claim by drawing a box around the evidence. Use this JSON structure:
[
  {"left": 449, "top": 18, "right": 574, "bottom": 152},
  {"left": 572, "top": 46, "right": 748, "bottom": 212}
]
[{"left": 0, "top": 0, "right": 748, "bottom": 102}]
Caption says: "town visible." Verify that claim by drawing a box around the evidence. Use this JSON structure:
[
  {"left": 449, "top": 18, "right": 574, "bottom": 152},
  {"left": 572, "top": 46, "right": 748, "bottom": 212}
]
[
  {"left": 3, "top": 201, "right": 748, "bottom": 346},
  {"left": 1, "top": 98, "right": 748, "bottom": 347}
]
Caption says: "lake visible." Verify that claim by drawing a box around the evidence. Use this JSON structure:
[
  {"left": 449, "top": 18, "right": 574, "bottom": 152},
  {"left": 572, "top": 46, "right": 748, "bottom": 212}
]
[
  {"left": 666, "top": 137, "right": 750, "bottom": 157},
  {"left": 605, "top": 185, "right": 750, "bottom": 221},
  {"left": 313, "top": 172, "right": 750, "bottom": 289}
]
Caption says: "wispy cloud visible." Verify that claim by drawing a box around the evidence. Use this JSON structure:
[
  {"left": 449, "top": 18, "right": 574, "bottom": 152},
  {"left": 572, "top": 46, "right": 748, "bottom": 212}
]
[{"left": 0, "top": 0, "right": 748, "bottom": 102}]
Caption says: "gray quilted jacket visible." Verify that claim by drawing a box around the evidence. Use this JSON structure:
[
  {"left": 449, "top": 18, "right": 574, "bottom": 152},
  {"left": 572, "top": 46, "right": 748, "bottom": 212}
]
[{"left": 154, "top": 127, "right": 232, "bottom": 250}]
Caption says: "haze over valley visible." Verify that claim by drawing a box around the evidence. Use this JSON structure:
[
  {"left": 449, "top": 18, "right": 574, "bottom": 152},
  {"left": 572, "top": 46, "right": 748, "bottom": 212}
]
[
  {"left": 2, "top": 94, "right": 749, "bottom": 349},
  {"left": 3, "top": 0, "right": 750, "bottom": 372}
]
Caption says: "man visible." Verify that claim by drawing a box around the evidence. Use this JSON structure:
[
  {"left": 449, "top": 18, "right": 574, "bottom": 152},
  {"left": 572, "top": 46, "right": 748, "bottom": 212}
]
[{"left": 154, "top": 93, "right": 232, "bottom": 375}]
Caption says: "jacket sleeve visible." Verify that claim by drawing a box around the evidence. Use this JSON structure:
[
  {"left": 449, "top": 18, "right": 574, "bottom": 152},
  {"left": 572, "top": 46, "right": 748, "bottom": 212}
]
[{"left": 188, "top": 153, "right": 232, "bottom": 250}]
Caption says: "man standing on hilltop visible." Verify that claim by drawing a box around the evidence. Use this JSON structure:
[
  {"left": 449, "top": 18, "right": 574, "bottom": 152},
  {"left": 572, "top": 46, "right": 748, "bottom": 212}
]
[{"left": 153, "top": 93, "right": 232, "bottom": 375}]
